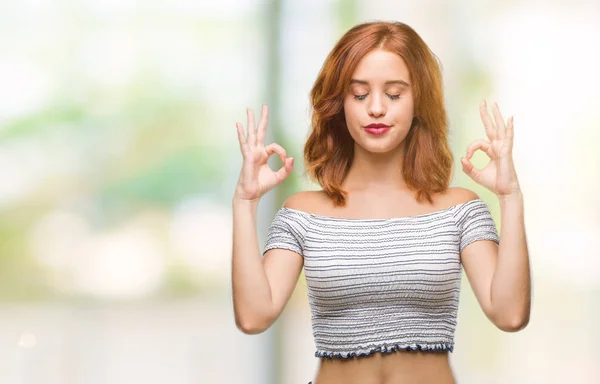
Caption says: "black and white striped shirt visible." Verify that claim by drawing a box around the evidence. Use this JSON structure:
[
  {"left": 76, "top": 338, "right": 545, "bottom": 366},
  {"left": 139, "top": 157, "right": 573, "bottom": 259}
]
[{"left": 263, "top": 198, "right": 499, "bottom": 359}]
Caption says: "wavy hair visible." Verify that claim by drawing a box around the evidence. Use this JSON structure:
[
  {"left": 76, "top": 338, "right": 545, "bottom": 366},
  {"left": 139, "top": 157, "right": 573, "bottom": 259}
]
[{"left": 304, "top": 21, "right": 453, "bottom": 207}]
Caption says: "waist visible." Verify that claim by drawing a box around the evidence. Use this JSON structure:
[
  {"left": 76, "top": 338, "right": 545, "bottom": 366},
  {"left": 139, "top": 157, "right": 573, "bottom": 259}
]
[{"left": 313, "top": 350, "right": 455, "bottom": 384}]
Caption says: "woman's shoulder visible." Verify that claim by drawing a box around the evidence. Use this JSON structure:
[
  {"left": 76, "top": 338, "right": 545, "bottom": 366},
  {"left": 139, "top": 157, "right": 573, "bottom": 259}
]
[
  {"left": 440, "top": 187, "right": 480, "bottom": 206},
  {"left": 441, "top": 187, "right": 495, "bottom": 226},
  {"left": 282, "top": 190, "right": 329, "bottom": 213}
]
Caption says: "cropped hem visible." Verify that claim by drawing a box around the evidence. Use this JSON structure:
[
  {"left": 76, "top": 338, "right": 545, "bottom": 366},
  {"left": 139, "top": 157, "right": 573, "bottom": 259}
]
[
  {"left": 315, "top": 342, "right": 454, "bottom": 359},
  {"left": 262, "top": 243, "right": 303, "bottom": 257},
  {"left": 460, "top": 233, "right": 500, "bottom": 253}
]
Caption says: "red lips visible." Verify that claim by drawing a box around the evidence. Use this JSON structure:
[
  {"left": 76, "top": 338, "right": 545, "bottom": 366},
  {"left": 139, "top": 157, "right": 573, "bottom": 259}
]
[
  {"left": 364, "top": 123, "right": 391, "bottom": 135},
  {"left": 365, "top": 123, "right": 390, "bottom": 128}
]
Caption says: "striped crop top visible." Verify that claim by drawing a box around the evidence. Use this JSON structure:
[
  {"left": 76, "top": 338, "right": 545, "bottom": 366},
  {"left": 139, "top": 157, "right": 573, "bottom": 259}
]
[{"left": 263, "top": 198, "right": 500, "bottom": 359}]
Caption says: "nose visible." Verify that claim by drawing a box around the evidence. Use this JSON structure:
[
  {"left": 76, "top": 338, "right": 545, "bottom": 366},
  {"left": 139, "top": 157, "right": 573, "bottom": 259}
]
[{"left": 367, "top": 93, "right": 386, "bottom": 118}]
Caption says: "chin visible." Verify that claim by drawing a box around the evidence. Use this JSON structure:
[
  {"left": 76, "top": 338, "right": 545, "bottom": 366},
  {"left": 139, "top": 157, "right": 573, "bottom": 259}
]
[{"left": 357, "top": 142, "right": 400, "bottom": 154}]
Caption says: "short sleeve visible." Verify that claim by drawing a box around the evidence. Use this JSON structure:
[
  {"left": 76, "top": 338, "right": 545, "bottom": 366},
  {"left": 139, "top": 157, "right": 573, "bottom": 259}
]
[
  {"left": 452, "top": 199, "right": 500, "bottom": 253},
  {"left": 263, "top": 208, "right": 310, "bottom": 257}
]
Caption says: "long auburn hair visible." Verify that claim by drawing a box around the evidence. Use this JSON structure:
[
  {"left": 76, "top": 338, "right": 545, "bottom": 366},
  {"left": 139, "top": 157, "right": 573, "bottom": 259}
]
[{"left": 304, "top": 21, "right": 453, "bottom": 207}]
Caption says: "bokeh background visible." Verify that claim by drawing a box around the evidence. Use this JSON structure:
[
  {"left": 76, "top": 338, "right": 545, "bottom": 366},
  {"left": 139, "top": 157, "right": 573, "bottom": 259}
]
[{"left": 0, "top": 0, "right": 598, "bottom": 383}]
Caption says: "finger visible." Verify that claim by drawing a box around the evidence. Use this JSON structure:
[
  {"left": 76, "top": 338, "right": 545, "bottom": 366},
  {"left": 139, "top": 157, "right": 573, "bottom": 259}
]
[
  {"left": 465, "top": 139, "right": 494, "bottom": 160},
  {"left": 506, "top": 116, "right": 514, "bottom": 142},
  {"left": 256, "top": 104, "right": 269, "bottom": 145},
  {"left": 492, "top": 102, "right": 506, "bottom": 141},
  {"left": 246, "top": 108, "right": 256, "bottom": 146},
  {"left": 236, "top": 122, "right": 249, "bottom": 154},
  {"left": 265, "top": 142, "right": 287, "bottom": 163},
  {"left": 502, "top": 116, "right": 514, "bottom": 154},
  {"left": 479, "top": 100, "right": 496, "bottom": 141},
  {"left": 273, "top": 156, "right": 294, "bottom": 182},
  {"left": 461, "top": 157, "right": 481, "bottom": 182}
]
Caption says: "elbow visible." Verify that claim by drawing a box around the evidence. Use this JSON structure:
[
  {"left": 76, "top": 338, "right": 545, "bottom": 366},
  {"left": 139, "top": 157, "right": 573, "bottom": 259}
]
[
  {"left": 235, "top": 313, "right": 273, "bottom": 335},
  {"left": 236, "top": 319, "right": 268, "bottom": 335},
  {"left": 495, "top": 313, "right": 530, "bottom": 333}
]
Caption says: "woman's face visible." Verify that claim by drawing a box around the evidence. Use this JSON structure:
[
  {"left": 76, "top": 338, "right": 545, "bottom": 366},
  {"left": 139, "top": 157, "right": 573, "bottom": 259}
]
[{"left": 343, "top": 48, "right": 415, "bottom": 154}]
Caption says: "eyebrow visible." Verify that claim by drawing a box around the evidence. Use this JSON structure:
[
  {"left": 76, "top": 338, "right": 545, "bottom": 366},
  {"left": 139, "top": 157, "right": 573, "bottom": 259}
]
[{"left": 349, "top": 79, "right": 410, "bottom": 87}]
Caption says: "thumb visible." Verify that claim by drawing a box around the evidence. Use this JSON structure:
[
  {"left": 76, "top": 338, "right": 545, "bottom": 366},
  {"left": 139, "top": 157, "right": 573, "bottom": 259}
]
[
  {"left": 286, "top": 156, "right": 295, "bottom": 171},
  {"left": 274, "top": 156, "right": 294, "bottom": 182},
  {"left": 461, "top": 157, "right": 480, "bottom": 181}
]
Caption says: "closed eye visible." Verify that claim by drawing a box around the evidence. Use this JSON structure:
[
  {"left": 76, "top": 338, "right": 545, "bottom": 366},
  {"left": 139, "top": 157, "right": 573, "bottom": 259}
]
[{"left": 353, "top": 94, "right": 401, "bottom": 101}]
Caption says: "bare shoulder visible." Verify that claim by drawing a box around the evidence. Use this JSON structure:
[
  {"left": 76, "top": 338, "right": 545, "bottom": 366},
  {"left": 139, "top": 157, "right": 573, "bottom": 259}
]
[
  {"left": 282, "top": 190, "right": 330, "bottom": 213},
  {"left": 441, "top": 187, "right": 480, "bottom": 207}
]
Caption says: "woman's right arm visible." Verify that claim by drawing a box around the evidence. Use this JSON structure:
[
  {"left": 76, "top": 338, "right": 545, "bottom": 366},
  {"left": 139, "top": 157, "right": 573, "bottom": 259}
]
[
  {"left": 232, "top": 198, "right": 304, "bottom": 334},
  {"left": 231, "top": 105, "right": 303, "bottom": 334}
]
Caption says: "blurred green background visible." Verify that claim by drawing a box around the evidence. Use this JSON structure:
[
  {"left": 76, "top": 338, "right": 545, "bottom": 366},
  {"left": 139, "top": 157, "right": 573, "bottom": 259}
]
[{"left": 0, "top": 0, "right": 598, "bottom": 383}]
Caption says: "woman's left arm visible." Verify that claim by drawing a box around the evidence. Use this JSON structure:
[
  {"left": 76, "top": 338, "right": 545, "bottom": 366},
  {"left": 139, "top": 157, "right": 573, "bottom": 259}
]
[
  {"left": 460, "top": 100, "right": 531, "bottom": 332},
  {"left": 492, "top": 191, "right": 531, "bottom": 330}
]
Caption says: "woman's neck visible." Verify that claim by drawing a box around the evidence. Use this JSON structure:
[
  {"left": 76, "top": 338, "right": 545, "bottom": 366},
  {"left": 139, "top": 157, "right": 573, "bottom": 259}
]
[{"left": 342, "top": 145, "right": 408, "bottom": 191}]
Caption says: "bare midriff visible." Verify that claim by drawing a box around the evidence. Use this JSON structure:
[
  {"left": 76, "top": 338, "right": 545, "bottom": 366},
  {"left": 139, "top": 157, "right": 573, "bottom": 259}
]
[{"left": 312, "top": 350, "right": 456, "bottom": 384}]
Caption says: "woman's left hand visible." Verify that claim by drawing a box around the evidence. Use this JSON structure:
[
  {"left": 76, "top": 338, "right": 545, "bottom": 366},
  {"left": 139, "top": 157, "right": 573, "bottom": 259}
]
[{"left": 461, "top": 100, "right": 521, "bottom": 197}]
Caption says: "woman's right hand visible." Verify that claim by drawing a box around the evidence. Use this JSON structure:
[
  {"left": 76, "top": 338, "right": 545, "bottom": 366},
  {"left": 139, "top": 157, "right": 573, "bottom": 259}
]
[{"left": 234, "top": 105, "right": 294, "bottom": 202}]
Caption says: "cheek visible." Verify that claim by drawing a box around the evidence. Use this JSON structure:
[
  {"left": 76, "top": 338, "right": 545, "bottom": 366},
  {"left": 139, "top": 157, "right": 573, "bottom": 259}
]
[
  {"left": 343, "top": 99, "right": 360, "bottom": 124},
  {"left": 395, "top": 98, "right": 414, "bottom": 121}
]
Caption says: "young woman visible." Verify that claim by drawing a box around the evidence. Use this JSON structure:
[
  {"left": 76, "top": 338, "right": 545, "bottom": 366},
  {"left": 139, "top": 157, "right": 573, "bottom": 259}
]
[{"left": 231, "top": 21, "right": 531, "bottom": 384}]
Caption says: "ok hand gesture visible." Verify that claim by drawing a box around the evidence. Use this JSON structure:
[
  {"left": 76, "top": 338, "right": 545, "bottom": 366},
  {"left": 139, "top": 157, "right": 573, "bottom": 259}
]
[
  {"left": 461, "top": 101, "right": 522, "bottom": 198},
  {"left": 234, "top": 105, "right": 294, "bottom": 202}
]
